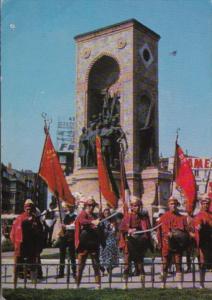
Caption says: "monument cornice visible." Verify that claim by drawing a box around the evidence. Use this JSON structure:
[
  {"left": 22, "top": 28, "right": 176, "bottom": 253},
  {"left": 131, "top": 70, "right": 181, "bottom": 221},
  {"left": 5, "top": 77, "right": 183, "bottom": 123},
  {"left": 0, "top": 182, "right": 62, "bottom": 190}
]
[{"left": 74, "top": 19, "right": 160, "bottom": 43}]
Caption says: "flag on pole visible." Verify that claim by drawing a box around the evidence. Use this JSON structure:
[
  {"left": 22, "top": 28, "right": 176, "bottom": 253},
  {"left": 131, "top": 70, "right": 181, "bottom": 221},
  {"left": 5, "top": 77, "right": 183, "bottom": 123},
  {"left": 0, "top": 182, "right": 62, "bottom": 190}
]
[
  {"left": 96, "top": 135, "right": 118, "bottom": 209},
  {"left": 205, "top": 168, "right": 212, "bottom": 212},
  {"left": 174, "top": 143, "right": 196, "bottom": 215},
  {"left": 208, "top": 182, "right": 212, "bottom": 213},
  {"left": 39, "top": 132, "right": 75, "bottom": 205},
  {"left": 119, "top": 145, "right": 130, "bottom": 214}
]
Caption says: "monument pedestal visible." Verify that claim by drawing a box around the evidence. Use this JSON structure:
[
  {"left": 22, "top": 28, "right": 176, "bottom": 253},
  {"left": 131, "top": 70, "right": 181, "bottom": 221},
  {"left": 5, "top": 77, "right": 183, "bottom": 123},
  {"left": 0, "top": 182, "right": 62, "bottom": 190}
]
[
  {"left": 68, "top": 168, "right": 120, "bottom": 207},
  {"left": 68, "top": 166, "right": 171, "bottom": 220},
  {"left": 140, "top": 167, "right": 172, "bottom": 219}
]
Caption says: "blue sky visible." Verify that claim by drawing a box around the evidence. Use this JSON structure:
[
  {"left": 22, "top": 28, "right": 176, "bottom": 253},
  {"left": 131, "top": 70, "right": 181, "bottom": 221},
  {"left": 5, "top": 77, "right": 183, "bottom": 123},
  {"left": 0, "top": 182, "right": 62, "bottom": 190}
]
[{"left": 2, "top": 0, "right": 212, "bottom": 171}]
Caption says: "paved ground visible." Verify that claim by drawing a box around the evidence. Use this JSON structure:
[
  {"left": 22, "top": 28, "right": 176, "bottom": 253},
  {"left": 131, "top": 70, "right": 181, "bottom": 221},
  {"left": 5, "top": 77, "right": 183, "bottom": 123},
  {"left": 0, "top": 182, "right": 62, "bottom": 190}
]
[{"left": 2, "top": 250, "right": 212, "bottom": 289}]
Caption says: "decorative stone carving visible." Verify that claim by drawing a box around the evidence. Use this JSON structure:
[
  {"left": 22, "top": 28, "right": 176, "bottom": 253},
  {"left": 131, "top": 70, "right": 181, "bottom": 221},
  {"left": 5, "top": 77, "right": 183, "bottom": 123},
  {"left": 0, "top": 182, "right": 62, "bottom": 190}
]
[
  {"left": 117, "top": 38, "right": 127, "bottom": 49},
  {"left": 82, "top": 48, "right": 91, "bottom": 59},
  {"left": 139, "top": 43, "right": 154, "bottom": 68}
]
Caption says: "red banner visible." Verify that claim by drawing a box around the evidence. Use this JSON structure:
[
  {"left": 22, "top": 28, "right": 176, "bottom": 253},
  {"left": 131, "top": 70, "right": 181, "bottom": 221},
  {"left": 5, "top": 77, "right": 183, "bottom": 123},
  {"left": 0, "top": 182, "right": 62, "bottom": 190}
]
[
  {"left": 39, "top": 133, "right": 75, "bottom": 205},
  {"left": 207, "top": 181, "right": 212, "bottom": 213},
  {"left": 96, "top": 135, "right": 118, "bottom": 208},
  {"left": 174, "top": 143, "right": 196, "bottom": 215}
]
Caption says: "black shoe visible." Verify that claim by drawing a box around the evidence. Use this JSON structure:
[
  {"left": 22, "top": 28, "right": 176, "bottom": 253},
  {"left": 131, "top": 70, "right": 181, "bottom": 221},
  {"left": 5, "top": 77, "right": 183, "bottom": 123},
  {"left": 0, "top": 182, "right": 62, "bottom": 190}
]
[{"left": 55, "top": 274, "right": 64, "bottom": 279}]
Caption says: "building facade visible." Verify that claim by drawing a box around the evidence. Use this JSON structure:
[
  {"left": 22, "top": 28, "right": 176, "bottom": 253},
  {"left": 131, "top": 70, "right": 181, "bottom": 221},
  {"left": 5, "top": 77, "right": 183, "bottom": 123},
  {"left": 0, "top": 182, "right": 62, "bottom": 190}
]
[
  {"left": 1, "top": 163, "right": 47, "bottom": 214},
  {"left": 57, "top": 117, "right": 75, "bottom": 175}
]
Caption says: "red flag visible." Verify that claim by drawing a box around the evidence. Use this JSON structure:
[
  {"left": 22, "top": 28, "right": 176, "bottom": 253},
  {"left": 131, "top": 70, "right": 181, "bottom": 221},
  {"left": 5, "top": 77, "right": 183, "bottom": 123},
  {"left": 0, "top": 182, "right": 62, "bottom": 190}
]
[
  {"left": 174, "top": 143, "right": 196, "bottom": 215},
  {"left": 206, "top": 181, "right": 212, "bottom": 213},
  {"left": 119, "top": 145, "right": 130, "bottom": 214},
  {"left": 96, "top": 135, "right": 118, "bottom": 208},
  {"left": 39, "top": 132, "right": 75, "bottom": 205}
]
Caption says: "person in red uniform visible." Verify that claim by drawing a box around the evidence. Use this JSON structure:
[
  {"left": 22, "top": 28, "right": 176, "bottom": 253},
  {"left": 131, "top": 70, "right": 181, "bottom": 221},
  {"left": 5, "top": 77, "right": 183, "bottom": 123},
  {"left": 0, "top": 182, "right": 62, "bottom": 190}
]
[
  {"left": 119, "top": 196, "right": 152, "bottom": 289},
  {"left": 194, "top": 194, "right": 212, "bottom": 288},
  {"left": 157, "top": 196, "right": 189, "bottom": 289},
  {"left": 21, "top": 206, "right": 44, "bottom": 281},
  {"left": 75, "top": 197, "right": 101, "bottom": 289},
  {"left": 10, "top": 200, "right": 32, "bottom": 285},
  {"left": 10, "top": 199, "right": 44, "bottom": 285}
]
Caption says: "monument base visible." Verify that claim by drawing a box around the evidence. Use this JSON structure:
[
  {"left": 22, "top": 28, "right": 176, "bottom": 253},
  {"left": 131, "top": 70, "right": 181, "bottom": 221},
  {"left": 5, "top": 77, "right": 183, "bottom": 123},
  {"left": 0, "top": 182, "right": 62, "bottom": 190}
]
[
  {"left": 140, "top": 167, "right": 172, "bottom": 220},
  {"left": 67, "top": 166, "right": 171, "bottom": 220},
  {"left": 67, "top": 168, "right": 120, "bottom": 207}
]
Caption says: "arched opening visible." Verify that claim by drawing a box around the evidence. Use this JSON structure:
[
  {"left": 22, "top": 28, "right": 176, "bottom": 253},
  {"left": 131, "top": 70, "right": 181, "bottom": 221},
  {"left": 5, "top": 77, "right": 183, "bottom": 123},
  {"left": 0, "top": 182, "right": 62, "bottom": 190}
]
[{"left": 87, "top": 55, "right": 120, "bottom": 124}]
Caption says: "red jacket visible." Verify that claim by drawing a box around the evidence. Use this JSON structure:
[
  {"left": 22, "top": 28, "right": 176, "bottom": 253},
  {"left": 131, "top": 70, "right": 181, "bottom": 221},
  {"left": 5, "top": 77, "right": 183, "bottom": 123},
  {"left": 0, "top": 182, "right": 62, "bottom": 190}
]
[
  {"left": 157, "top": 211, "right": 188, "bottom": 256},
  {"left": 10, "top": 212, "right": 28, "bottom": 256},
  {"left": 74, "top": 210, "right": 97, "bottom": 249},
  {"left": 194, "top": 211, "right": 212, "bottom": 247},
  {"left": 119, "top": 212, "right": 151, "bottom": 249}
]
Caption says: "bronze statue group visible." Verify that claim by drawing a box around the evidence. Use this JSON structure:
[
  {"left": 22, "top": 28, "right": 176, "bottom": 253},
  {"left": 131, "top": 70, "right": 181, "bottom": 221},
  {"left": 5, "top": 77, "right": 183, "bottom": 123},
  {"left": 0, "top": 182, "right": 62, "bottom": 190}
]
[
  {"left": 10, "top": 193, "right": 212, "bottom": 289},
  {"left": 79, "top": 91, "right": 127, "bottom": 169}
]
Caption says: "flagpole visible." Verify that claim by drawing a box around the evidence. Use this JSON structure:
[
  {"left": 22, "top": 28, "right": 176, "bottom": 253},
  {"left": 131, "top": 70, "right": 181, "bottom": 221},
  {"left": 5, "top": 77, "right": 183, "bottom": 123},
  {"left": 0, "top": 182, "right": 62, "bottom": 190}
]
[
  {"left": 171, "top": 128, "right": 180, "bottom": 195},
  {"left": 99, "top": 187, "right": 103, "bottom": 214},
  {"left": 97, "top": 137, "right": 103, "bottom": 212},
  {"left": 51, "top": 152, "right": 63, "bottom": 225},
  {"left": 33, "top": 113, "right": 51, "bottom": 206},
  {"left": 55, "top": 191, "right": 63, "bottom": 224},
  {"left": 50, "top": 147, "right": 63, "bottom": 226},
  {"left": 204, "top": 165, "right": 212, "bottom": 193},
  {"left": 119, "top": 143, "right": 125, "bottom": 204}
]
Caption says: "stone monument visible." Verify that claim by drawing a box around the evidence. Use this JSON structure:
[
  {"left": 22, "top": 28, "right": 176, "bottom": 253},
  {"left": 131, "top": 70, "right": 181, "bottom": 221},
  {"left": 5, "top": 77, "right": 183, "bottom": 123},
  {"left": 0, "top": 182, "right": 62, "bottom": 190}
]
[{"left": 69, "top": 19, "right": 171, "bottom": 218}]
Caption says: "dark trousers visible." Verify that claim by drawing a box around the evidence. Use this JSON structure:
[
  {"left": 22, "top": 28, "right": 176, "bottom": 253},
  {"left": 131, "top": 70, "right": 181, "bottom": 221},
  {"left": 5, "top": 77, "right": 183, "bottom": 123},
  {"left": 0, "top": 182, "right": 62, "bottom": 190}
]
[
  {"left": 77, "top": 249, "right": 100, "bottom": 286},
  {"left": 123, "top": 248, "right": 145, "bottom": 278},
  {"left": 162, "top": 252, "right": 182, "bottom": 273},
  {"left": 59, "top": 238, "right": 76, "bottom": 276},
  {"left": 45, "top": 225, "right": 54, "bottom": 246}
]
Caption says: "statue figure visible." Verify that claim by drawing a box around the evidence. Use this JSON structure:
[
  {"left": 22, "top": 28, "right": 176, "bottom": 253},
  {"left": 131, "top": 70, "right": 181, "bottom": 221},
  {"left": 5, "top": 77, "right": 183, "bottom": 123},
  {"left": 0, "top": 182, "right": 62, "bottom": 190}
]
[
  {"left": 110, "top": 118, "right": 128, "bottom": 168},
  {"left": 100, "top": 121, "right": 114, "bottom": 167},
  {"left": 79, "top": 127, "right": 89, "bottom": 167},
  {"left": 110, "top": 92, "right": 120, "bottom": 121},
  {"left": 96, "top": 122, "right": 103, "bottom": 136},
  {"left": 97, "top": 113, "right": 103, "bottom": 124},
  {"left": 90, "top": 114, "right": 97, "bottom": 127},
  {"left": 102, "top": 90, "right": 110, "bottom": 120},
  {"left": 79, "top": 88, "right": 129, "bottom": 169},
  {"left": 87, "top": 123, "right": 98, "bottom": 166}
]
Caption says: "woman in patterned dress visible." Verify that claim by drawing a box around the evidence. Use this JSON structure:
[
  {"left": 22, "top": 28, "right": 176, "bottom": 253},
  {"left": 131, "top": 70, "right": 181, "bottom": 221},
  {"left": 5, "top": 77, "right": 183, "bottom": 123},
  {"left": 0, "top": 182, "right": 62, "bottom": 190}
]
[{"left": 99, "top": 208, "right": 119, "bottom": 275}]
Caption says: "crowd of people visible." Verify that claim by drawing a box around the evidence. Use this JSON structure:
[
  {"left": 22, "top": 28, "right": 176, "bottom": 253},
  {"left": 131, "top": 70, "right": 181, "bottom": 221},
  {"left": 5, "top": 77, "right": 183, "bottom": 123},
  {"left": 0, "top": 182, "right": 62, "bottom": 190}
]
[{"left": 10, "top": 193, "right": 212, "bottom": 289}]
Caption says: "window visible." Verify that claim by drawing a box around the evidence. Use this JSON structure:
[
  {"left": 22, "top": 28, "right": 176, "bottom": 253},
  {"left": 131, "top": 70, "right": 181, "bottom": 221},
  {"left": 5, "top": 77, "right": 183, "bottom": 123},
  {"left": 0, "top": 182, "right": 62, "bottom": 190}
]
[
  {"left": 204, "top": 170, "right": 209, "bottom": 179},
  {"left": 59, "top": 155, "right": 66, "bottom": 164},
  {"left": 194, "top": 169, "right": 199, "bottom": 177}
]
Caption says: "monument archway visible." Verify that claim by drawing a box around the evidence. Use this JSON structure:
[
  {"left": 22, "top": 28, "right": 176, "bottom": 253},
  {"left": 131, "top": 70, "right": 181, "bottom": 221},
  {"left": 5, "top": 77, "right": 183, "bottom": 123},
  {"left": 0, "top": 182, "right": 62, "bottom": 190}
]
[{"left": 87, "top": 55, "right": 120, "bottom": 124}]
